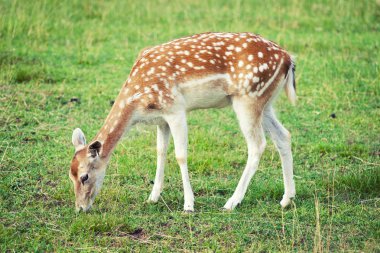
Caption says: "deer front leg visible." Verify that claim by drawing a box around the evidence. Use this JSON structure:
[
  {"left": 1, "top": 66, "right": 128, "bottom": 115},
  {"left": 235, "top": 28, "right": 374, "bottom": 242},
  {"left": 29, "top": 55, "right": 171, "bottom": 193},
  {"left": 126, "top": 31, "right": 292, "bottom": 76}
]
[
  {"left": 165, "top": 112, "right": 195, "bottom": 212},
  {"left": 148, "top": 123, "right": 171, "bottom": 203}
]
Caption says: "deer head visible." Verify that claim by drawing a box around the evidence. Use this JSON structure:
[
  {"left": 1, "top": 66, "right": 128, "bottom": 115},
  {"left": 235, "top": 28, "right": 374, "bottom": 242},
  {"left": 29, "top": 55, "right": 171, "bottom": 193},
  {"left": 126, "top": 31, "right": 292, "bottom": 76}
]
[{"left": 69, "top": 128, "right": 107, "bottom": 212}]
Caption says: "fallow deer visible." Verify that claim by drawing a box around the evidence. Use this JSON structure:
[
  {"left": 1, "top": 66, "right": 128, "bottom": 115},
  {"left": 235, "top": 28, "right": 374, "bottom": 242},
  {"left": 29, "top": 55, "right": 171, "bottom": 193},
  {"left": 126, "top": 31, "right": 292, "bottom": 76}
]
[{"left": 70, "top": 32, "right": 296, "bottom": 212}]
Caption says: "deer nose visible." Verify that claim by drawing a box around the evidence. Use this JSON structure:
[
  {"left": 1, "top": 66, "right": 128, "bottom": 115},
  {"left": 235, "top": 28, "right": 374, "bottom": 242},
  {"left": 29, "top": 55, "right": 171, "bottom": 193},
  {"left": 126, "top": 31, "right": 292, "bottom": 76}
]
[
  {"left": 80, "top": 174, "right": 89, "bottom": 184},
  {"left": 75, "top": 205, "right": 82, "bottom": 213}
]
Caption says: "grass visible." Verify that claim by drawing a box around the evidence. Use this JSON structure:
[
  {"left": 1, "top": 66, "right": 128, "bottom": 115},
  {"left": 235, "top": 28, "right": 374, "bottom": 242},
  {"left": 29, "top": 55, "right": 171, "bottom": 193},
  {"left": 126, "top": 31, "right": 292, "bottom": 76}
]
[{"left": 0, "top": 0, "right": 379, "bottom": 251}]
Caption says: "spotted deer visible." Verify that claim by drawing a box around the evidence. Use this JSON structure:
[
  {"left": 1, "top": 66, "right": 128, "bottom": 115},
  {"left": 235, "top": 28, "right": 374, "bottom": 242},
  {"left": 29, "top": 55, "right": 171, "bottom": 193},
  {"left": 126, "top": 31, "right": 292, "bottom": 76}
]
[{"left": 70, "top": 32, "right": 296, "bottom": 212}]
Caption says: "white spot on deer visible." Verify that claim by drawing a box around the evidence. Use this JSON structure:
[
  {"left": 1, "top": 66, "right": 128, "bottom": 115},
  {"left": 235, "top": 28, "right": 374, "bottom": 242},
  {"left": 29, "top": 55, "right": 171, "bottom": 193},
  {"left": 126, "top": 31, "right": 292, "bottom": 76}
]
[
  {"left": 245, "top": 64, "right": 251, "bottom": 70},
  {"left": 253, "top": 67, "right": 258, "bottom": 73},
  {"left": 243, "top": 79, "right": 250, "bottom": 88},
  {"left": 164, "top": 80, "right": 170, "bottom": 89},
  {"left": 144, "top": 87, "right": 151, "bottom": 93},
  {"left": 132, "top": 69, "right": 138, "bottom": 77},
  {"left": 259, "top": 63, "right": 268, "bottom": 72},
  {"left": 258, "top": 52, "right": 263, "bottom": 58},
  {"left": 127, "top": 92, "right": 142, "bottom": 104},
  {"left": 231, "top": 66, "right": 235, "bottom": 72},
  {"left": 253, "top": 76, "right": 260, "bottom": 83},
  {"left": 235, "top": 47, "right": 242, "bottom": 52},
  {"left": 238, "top": 73, "right": 244, "bottom": 79},
  {"left": 152, "top": 84, "right": 159, "bottom": 91},
  {"left": 225, "top": 51, "right": 233, "bottom": 56},
  {"left": 119, "top": 100, "right": 125, "bottom": 109},
  {"left": 242, "top": 43, "right": 247, "bottom": 48},
  {"left": 238, "top": 60, "right": 244, "bottom": 68},
  {"left": 227, "top": 45, "right": 234, "bottom": 51},
  {"left": 147, "top": 67, "right": 155, "bottom": 75},
  {"left": 248, "top": 55, "right": 253, "bottom": 61},
  {"left": 134, "top": 85, "right": 140, "bottom": 90},
  {"left": 181, "top": 59, "right": 187, "bottom": 64},
  {"left": 180, "top": 67, "right": 186, "bottom": 72},
  {"left": 187, "top": 62, "right": 194, "bottom": 67},
  {"left": 274, "top": 54, "right": 279, "bottom": 59}
]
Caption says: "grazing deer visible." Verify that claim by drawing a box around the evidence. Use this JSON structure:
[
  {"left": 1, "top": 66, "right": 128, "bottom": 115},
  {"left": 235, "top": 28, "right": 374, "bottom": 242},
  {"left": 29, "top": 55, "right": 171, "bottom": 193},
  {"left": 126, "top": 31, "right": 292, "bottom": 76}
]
[{"left": 70, "top": 32, "right": 296, "bottom": 212}]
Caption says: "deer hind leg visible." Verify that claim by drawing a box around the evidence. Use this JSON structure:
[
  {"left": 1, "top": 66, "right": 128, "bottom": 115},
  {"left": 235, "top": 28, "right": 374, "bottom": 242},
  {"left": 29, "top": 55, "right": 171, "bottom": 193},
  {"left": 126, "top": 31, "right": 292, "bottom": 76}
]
[
  {"left": 263, "top": 106, "right": 296, "bottom": 208},
  {"left": 224, "top": 97, "right": 267, "bottom": 210},
  {"left": 164, "top": 111, "right": 195, "bottom": 212},
  {"left": 148, "top": 123, "right": 171, "bottom": 203}
]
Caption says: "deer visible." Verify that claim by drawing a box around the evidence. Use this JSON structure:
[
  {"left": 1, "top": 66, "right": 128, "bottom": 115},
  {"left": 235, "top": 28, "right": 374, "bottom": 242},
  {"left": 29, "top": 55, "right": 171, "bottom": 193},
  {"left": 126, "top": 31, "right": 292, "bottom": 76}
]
[{"left": 70, "top": 32, "right": 296, "bottom": 212}]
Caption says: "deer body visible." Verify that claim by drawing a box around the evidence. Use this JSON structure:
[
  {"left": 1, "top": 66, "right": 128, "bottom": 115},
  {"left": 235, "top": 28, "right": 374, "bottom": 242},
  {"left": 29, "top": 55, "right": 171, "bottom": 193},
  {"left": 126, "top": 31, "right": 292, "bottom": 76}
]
[{"left": 70, "top": 32, "right": 296, "bottom": 212}]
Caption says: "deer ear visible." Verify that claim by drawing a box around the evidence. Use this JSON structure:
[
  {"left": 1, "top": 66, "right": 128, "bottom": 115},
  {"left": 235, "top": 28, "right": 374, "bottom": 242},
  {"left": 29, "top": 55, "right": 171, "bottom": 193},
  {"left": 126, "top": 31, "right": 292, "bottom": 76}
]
[
  {"left": 89, "top": 141, "right": 102, "bottom": 158},
  {"left": 72, "top": 128, "right": 86, "bottom": 151}
]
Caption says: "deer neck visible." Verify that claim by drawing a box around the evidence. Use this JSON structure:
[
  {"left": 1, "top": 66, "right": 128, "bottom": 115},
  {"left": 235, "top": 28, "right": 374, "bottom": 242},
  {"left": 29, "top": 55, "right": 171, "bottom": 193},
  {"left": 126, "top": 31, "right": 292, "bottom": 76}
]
[{"left": 93, "top": 91, "right": 138, "bottom": 159}]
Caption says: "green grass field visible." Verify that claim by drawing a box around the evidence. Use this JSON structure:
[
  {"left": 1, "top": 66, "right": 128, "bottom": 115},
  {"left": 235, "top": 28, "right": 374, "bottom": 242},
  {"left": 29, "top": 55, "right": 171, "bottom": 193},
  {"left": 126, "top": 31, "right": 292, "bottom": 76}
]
[{"left": 1, "top": 0, "right": 379, "bottom": 251}]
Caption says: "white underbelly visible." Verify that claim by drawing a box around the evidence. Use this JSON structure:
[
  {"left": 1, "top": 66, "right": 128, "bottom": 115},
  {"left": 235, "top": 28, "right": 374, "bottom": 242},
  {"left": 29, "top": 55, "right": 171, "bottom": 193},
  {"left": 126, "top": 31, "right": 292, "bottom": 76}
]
[{"left": 178, "top": 74, "right": 232, "bottom": 111}]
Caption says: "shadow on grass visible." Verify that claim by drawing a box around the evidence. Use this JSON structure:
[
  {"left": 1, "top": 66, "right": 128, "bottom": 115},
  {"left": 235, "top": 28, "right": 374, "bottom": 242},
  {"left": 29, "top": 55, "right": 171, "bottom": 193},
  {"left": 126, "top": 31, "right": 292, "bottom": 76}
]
[
  {"left": 0, "top": 51, "right": 67, "bottom": 84},
  {"left": 334, "top": 167, "right": 379, "bottom": 197}
]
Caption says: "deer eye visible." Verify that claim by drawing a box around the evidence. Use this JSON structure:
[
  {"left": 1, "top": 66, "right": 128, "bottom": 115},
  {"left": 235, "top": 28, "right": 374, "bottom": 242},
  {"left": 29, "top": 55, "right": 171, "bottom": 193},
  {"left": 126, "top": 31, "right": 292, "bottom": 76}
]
[{"left": 80, "top": 174, "right": 89, "bottom": 184}]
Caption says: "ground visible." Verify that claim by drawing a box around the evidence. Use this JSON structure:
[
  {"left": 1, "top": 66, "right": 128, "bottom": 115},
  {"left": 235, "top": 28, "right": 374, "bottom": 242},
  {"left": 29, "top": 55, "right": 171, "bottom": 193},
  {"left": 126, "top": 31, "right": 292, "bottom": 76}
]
[{"left": 0, "top": 0, "right": 379, "bottom": 251}]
